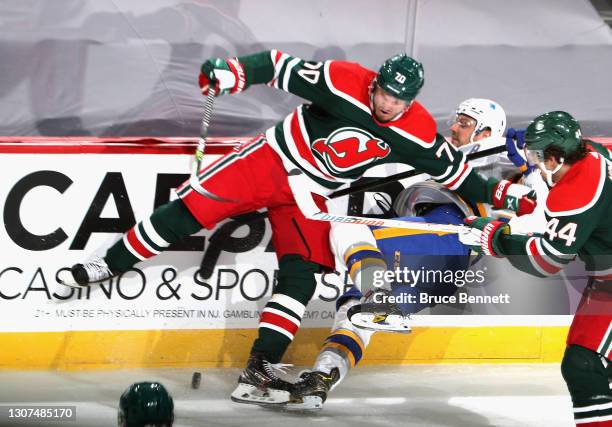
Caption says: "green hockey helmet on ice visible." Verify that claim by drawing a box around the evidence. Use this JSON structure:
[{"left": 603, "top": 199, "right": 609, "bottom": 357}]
[{"left": 118, "top": 382, "right": 174, "bottom": 427}]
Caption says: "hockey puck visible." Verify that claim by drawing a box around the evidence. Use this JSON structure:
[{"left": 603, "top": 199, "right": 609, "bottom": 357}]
[{"left": 191, "top": 371, "right": 202, "bottom": 389}]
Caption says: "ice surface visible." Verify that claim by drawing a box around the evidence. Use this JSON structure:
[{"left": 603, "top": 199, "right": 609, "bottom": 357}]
[{"left": 0, "top": 365, "right": 573, "bottom": 426}]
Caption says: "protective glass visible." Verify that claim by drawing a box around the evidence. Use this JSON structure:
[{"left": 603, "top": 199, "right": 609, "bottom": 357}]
[{"left": 447, "top": 114, "right": 476, "bottom": 130}]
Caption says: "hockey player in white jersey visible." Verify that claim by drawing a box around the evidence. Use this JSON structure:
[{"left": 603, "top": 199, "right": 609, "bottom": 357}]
[
  {"left": 287, "top": 98, "right": 547, "bottom": 409},
  {"left": 449, "top": 99, "right": 548, "bottom": 234}
]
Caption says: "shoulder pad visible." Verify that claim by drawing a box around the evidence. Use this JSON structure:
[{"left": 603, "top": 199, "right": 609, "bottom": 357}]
[
  {"left": 586, "top": 140, "right": 612, "bottom": 161},
  {"left": 326, "top": 61, "right": 374, "bottom": 107},
  {"left": 546, "top": 152, "right": 608, "bottom": 216},
  {"left": 389, "top": 101, "right": 437, "bottom": 146}
]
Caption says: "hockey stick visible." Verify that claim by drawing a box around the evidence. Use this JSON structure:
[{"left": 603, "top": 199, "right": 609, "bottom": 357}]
[
  {"left": 309, "top": 211, "right": 465, "bottom": 234},
  {"left": 188, "top": 79, "right": 238, "bottom": 202},
  {"left": 287, "top": 168, "right": 478, "bottom": 240},
  {"left": 329, "top": 142, "right": 507, "bottom": 199},
  {"left": 217, "top": 205, "right": 471, "bottom": 237},
  {"left": 220, "top": 140, "right": 510, "bottom": 228}
]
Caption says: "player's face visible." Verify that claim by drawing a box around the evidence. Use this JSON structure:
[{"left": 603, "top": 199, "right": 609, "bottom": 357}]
[
  {"left": 543, "top": 156, "right": 564, "bottom": 183},
  {"left": 372, "top": 86, "right": 410, "bottom": 122},
  {"left": 449, "top": 114, "right": 477, "bottom": 147},
  {"left": 525, "top": 147, "right": 564, "bottom": 185}
]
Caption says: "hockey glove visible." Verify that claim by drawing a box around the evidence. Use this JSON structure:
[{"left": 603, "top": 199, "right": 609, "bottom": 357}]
[
  {"left": 492, "top": 179, "right": 536, "bottom": 216},
  {"left": 463, "top": 216, "right": 510, "bottom": 257},
  {"left": 505, "top": 128, "right": 534, "bottom": 175},
  {"left": 198, "top": 57, "right": 246, "bottom": 96}
]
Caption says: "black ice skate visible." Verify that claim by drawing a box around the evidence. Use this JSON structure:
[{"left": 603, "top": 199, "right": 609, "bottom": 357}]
[
  {"left": 347, "top": 288, "right": 412, "bottom": 333},
  {"left": 57, "top": 257, "right": 115, "bottom": 288},
  {"left": 230, "top": 353, "right": 293, "bottom": 406},
  {"left": 286, "top": 368, "right": 340, "bottom": 410}
]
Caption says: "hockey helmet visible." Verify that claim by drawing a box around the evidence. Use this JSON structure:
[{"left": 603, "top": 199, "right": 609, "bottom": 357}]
[
  {"left": 376, "top": 54, "right": 424, "bottom": 102},
  {"left": 524, "top": 111, "right": 582, "bottom": 160},
  {"left": 118, "top": 382, "right": 174, "bottom": 427},
  {"left": 455, "top": 98, "right": 506, "bottom": 141},
  {"left": 393, "top": 181, "right": 475, "bottom": 218}
]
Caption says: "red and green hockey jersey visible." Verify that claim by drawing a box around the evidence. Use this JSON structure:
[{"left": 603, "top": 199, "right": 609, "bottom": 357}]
[
  {"left": 228, "top": 50, "right": 499, "bottom": 205},
  {"left": 499, "top": 142, "right": 612, "bottom": 279}
]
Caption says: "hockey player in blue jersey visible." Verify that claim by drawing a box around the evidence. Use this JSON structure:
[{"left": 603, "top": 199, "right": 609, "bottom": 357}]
[
  {"left": 286, "top": 184, "right": 476, "bottom": 410},
  {"left": 287, "top": 98, "right": 546, "bottom": 409}
]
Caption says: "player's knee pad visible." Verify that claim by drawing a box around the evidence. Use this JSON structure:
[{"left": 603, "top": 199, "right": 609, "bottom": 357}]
[
  {"left": 274, "top": 254, "right": 320, "bottom": 305},
  {"left": 149, "top": 199, "right": 202, "bottom": 243},
  {"left": 561, "top": 345, "right": 612, "bottom": 404},
  {"left": 344, "top": 244, "right": 386, "bottom": 278},
  {"left": 343, "top": 244, "right": 387, "bottom": 294}
]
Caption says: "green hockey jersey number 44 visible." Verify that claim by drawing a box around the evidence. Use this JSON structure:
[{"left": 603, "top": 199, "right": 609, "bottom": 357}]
[{"left": 500, "top": 144, "right": 612, "bottom": 279}]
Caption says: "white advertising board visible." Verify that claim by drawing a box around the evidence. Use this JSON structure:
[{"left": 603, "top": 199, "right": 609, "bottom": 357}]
[
  {"left": 0, "top": 144, "right": 579, "bottom": 332},
  {"left": 0, "top": 150, "right": 354, "bottom": 332}
]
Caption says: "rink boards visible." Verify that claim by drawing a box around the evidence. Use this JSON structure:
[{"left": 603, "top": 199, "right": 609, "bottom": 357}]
[{"left": 0, "top": 137, "right": 609, "bottom": 370}]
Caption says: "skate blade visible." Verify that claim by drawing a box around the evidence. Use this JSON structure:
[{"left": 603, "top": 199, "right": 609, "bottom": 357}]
[
  {"left": 57, "top": 270, "right": 112, "bottom": 289},
  {"left": 285, "top": 396, "right": 323, "bottom": 411},
  {"left": 56, "top": 271, "right": 90, "bottom": 289},
  {"left": 350, "top": 313, "right": 412, "bottom": 334},
  {"left": 230, "top": 383, "right": 290, "bottom": 407}
]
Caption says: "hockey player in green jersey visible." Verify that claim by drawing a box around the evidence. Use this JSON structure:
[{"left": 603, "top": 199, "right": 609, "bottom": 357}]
[
  {"left": 58, "top": 50, "right": 535, "bottom": 407},
  {"left": 461, "top": 111, "right": 612, "bottom": 426}
]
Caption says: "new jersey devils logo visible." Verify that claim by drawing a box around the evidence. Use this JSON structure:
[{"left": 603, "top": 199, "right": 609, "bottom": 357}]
[{"left": 312, "top": 128, "right": 391, "bottom": 175}]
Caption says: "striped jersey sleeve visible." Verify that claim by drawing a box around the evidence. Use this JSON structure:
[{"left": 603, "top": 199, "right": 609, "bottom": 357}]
[
  {"left": 497, "top": 232, "right": 577, "bottom": 278},
  {"left": 523, "top": 232, "right": 578, "bottom": 277},
  {"left": 409, "top": 133, "right": 499, "bottom": 205},
  {"left": 498, "top": 210, "right": 599, "bottom": 278},
  {"left": 237, "top": 50, "right": 336, "bottom": 104}
]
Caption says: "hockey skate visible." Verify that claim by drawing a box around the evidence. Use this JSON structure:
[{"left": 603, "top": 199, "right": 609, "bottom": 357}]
[
  {"left": 286, "top": 368, "right": 340, "bottom": 410},
  {"left": 347, "top": 288, "right": 412, "bottom": 333},
  {"left": 230, "top": 352, "right": 293, "bottom": 407},
  {"left": 57, "top": 257, "right": 115, "bottom": 288}
]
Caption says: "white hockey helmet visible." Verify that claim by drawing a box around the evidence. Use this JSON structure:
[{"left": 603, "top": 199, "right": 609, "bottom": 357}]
[{"left": 455, "top": 98, "right": 506, "bottom": 143}]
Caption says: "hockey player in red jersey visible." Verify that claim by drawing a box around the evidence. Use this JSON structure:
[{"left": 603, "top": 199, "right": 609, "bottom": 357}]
[
  {"left": 462, "top": 111, "right": 612, "bottom": 426},
  {"left": 58, "top": 50, "right": 535, "bottom": 407}
]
